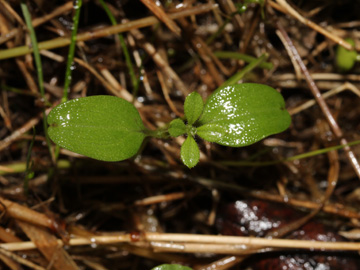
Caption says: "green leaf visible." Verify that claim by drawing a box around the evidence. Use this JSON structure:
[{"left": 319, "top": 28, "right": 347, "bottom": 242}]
[
  {"left": 152, "top": 264, "right": 192, "bottom": 270},
  {"left": 197, "top": 83, "right": 291, "bottom": 147},
  {"left": 336, "top": 38, "right": 357, "bottom": 72},
  {"left": 184, "top": 92, "right": 204, "bottom": 125},
  {"left": 168, "top": 118, "right": 186, "bottom": 137},
  {"left": 180, "top": 136, "right": 200, "bottom": 168},
  {"left": 47, "top": 95, "right": 146, "bottom": 161}
]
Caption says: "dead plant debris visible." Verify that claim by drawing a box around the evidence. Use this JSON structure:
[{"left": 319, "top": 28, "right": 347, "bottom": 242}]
[{"left": 1, "top": 0, "right": 360, "bottom": 269}]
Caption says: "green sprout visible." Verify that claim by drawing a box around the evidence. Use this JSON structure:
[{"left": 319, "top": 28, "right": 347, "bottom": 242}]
[
  {"left": 47, "top": 83, "right": 291, "bottom": 168},
  {"left": 335, "top": 38, "right": 360, "bottom": 72}
]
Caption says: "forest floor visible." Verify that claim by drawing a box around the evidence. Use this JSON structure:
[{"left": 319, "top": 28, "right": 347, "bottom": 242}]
[{"left": 1, "top": 0, "right": 360, "bottom": 269}]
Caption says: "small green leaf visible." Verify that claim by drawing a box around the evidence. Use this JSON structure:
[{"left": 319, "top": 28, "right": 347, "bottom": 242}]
[
  {"left": 47, "top": 95, "right": 146, "bottom": 161},
  {"left": 184, "top": 92, "right": 204, "bottom": 125},
  {"left": 180, "top": 136, "right": 200, "bottom": 168},
  {"left": 168, "top": 118, "right": 186, "bottom": 137},
  {"left": 152, "top": 264, "right": 192, "bottom": 270},
  {"left": 197, "top": 83, "right": 291, "bottom": 147},
  {"left": 336, "top": 38, "right": 357, "bottom": 72}
]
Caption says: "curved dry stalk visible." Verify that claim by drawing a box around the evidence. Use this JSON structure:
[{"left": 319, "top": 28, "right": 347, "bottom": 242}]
[{"left": 276, "top": 21, "right": 360, "bottom": 180}]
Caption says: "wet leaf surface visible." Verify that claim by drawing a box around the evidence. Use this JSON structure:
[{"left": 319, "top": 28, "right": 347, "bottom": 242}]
[
  {"left": 197, "top": 84, "right": 291, "bottom": 147},
  {"left": 48, "top": 96, "right": 146, "bottom": 161}
]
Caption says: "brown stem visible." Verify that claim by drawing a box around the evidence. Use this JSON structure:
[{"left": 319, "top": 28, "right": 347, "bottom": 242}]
[{"left": 276, "top": 21, "right": 360, "bottom": 180}]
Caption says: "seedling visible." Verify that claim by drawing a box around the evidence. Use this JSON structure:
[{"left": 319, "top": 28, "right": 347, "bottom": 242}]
[{"left": 48, "top": 83, "right": 291, "bottom": 168}]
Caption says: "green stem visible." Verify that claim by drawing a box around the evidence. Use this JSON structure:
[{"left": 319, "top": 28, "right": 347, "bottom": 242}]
[
  {"left": 145, "top": 127, "right": 170, "bottom": 139},
  {"left": 220, "top": 53, "right": 268, "bottom": 87},
  {"left": 20, "top": 2, "right": 53, "bottom": 161},
  {"left": 54, "top": 0, "right": 82, "bottom": 160},
  {"left": 214, "top": 51, "right": 273, "bottom": 70},
  {"left": 206, "top": 17, "right": 231, "bottom": 45},
  {"left": 221, "top": 139, "right": 360, "bottom": 167},
  {"left": 0, "top": 160, "right": 71, "bottom": 176},
  {"left": 62, "top": 0, "right": 82, "bottom": 103},
  {"left": 99, "top": 0, "right": 138, "bottom": 91}
]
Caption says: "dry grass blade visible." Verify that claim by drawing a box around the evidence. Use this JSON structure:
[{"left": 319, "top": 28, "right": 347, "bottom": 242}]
[
  {"left": 0, "top": 2, "right": 73, "bottom": 45},
  {"left": 0, "top": 197, "right": 54, "bottom": 229},
  {"left": 140, "top": 0, "right": 181, "bottom": 37},
  {"left": 276, "top": 21, "right": 360, "bottom": 180},
  {"left": 157, "top": 70, "right": 183, "bottom": 117},
  {"left": 3, "top": 233, "right": 360, "bottom": 252},
  {"left": 130, "top": 28, "right": 189, "bottom": 95},
  {"left": 195, "top": 256, "right": 243, "bottom": 270},
  {"left": 1, "top": 1, "right": 360, "bottom": 269},
  {"left": 194, "top": 177, "right": 360, "bottom": 219},
  {"left": 17, "top": 221, "right": 78, "bottom": 270},
  {"left": 134, "top": 191, "right": 186, "bottom": 206},
  {"left": 0, "top": 3, "right": 216, "bottom": 60},
  {"left": 0, "top": 248, "right": 45, "bottom": 270},
  {"left": 273, "top": 0, "right": 353, "bottom": 50}
]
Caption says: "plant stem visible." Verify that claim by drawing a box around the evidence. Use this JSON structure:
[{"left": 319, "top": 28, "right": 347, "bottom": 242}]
[
  {"left": 20, "top": 2, "right": 54, "bottom": 162},
  {"left": 0, "top": 160, "right": 71, "bottom": 176},
  {"left": 62, "top": 0, "right": 82, "bottom": 103},
  {"left": 213, "top": 51, "right": 273, "bottom": 70},
  {"left": 145, "top": 127, "right": 170, "bottom": 139},
  {"left": 220, "top": 53, "right": 268, "bottom": 87},
  {"left": 221, "top": 139, "right": 360, "bottom": 166},
  {"left": 99, "top": 0, "right": 138, "bottom": 91}
]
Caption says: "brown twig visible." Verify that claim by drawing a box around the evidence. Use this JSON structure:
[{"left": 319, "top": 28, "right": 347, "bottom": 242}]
[
  {"left": 130, "top": 28, "right": 189, "bottom": 95},
  {"left": 156, "top": 70, "right": 183, "bottom": 117},
  {"left": 0, "top": 247, "right": 45, "bottom": 270},
  {"left": 2, "top": 232, "right": 360, "bottom": 252},
  {"left": 271, "top": 0, "right": 353, "bottom": 50},
  {"left": 134, "top": 191, "right": 186, "bottom": 206},
  {"left": 0, "top": 197, "right": 54, "bottom": 229},
  {"left": 0, "top": 2, "right": 73, "bottom": 45},
  {"left": 17, "top": 221, "right": 78, "bottom": 270},
  {"left": 0, "top": 3, "right": 216, "bottom": 60},
  {"left": 193, "top": 177, "right": 360, "bottom": 219},
  {"left": 140, "top": 0, "right": 181, "bottom": 37}
]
